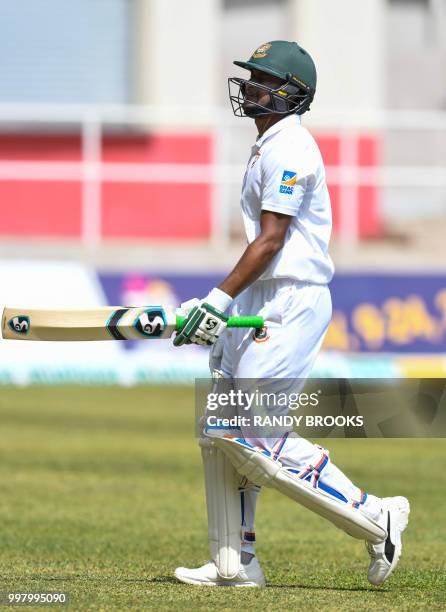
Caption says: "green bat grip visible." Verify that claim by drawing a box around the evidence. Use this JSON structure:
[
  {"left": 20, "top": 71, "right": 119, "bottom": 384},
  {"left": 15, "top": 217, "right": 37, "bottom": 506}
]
[{"left": 176, "top": 315, "right": 264, "bottom": 331}]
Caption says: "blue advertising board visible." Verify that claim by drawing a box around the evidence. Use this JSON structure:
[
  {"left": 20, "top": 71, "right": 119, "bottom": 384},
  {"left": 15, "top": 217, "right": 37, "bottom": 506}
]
[
  {"left": 327, "top": 274, "right": 446, "bottom": 353},
  {"left": 98, "top": 272, "right": 446, "bottom": 354}
]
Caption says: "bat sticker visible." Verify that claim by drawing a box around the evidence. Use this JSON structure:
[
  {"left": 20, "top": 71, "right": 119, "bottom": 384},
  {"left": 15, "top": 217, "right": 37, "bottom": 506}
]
[
  {"left": 106, "top": 309, "right": 129, "bottom": 340},
  {"left": 8, "top": 316, "right": 30, "bottom": 335},
  {"left": 134, "top": 308, "right": 166, "bottom": 338}
]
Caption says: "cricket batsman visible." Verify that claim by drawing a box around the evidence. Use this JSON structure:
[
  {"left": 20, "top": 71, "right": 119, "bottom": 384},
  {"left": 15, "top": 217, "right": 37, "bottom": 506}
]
[{"left": 173, "top": 41, "right": 410, "bottom": 587}]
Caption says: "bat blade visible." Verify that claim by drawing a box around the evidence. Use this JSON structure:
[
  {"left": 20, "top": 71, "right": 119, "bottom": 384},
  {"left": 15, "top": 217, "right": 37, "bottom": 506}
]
[{"left": 1, "top": 306, "right": 177, "bottom": 341}]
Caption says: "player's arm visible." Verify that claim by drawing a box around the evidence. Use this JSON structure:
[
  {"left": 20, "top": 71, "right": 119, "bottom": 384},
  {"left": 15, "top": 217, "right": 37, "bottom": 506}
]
[
  {"left": 174, "top": 153, "right": 303, "bottom": 347},
  {"left": 218, "top": 210, "right": 292, "bottom": 298},
  {"left": 173, "top": 211, "right": 291, "bottom": 347}
]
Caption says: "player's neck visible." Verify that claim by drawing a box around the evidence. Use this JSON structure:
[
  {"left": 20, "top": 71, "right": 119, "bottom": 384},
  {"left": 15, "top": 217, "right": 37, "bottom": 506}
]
[{"left": 255, "top": 114, "right": 282, "bottom": 138}]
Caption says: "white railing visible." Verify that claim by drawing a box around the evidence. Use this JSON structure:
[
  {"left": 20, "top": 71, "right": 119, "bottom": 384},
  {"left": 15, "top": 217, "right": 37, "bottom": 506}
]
[{"left": 0, "top": 104, "right": 445, "bottom": 249}]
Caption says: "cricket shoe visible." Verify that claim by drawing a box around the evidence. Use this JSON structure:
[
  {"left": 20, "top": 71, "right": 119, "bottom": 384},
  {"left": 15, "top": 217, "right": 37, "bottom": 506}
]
[
  {"left": 366, "top": 496, "right": 410, "bottom": 586},
  {"left": 174, "top": 556, "right": 265, "bottom": 587}
]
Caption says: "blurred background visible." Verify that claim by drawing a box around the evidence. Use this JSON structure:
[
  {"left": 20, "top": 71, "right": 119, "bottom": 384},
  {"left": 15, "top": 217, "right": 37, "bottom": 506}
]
[{"left": 0, "top": 0, "right": 446, "bottom": 382}]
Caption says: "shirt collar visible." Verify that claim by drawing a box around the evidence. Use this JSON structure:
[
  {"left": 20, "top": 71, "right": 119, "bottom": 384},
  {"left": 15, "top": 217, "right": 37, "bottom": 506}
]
[{"left": 255, "top": 113, "right": 302, "bottom": 148}]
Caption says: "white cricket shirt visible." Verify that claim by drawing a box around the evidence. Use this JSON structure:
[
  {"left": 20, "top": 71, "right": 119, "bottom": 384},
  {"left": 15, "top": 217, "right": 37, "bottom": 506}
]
[{"left": 240, "top": 113, "right": 335, "bottom": 284}]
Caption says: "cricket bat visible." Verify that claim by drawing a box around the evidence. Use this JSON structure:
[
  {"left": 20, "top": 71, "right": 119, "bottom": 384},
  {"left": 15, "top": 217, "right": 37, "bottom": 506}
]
[{"left": 1, "top": 306, "right": 264, "bottom": 341}]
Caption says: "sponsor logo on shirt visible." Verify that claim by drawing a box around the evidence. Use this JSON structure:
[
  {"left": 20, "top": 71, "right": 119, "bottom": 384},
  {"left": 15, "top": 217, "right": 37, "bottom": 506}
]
[{"left": 279, "top": 170, "right": 297, "bottom": 195}]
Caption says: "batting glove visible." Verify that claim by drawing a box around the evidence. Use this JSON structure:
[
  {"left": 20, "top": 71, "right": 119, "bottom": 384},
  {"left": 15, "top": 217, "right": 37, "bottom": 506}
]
[{"left": 174, "top": 288, "right": 232, "bottom": 347}]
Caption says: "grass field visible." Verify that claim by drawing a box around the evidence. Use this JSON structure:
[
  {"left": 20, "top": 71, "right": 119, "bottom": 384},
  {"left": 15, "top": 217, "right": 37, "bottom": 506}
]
[{"left": 0, "top": 386, "right": 445, "bottom": 611}]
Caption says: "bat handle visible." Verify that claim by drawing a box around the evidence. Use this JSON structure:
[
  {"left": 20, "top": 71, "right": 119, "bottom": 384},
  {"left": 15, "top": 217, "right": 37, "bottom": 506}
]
[
  {"left": 226, "top": 316, "right": 264, "bottom": 328},
  {"left": 175, "top": 314, "right": 264, "bottom": 331}
]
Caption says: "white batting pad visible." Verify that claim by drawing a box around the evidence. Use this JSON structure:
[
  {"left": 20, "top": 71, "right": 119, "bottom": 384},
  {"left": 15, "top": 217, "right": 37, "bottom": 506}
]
[
  {"left": 212, "top": 435, "right": 386, "bottom": 544},
  {"left": 200, "top": 438, "right": 241, "bottom": 579}
]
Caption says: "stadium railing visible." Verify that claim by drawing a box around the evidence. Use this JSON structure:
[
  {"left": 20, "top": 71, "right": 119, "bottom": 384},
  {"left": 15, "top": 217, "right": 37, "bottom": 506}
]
[{"left": 0, "top": 104, "right": 445, "bottom": 250}]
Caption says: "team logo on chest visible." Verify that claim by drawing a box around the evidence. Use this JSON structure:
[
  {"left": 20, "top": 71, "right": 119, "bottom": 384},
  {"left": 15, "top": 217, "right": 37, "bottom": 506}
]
[
  {"left": 279, "top": 170, "right": 297, "bottom": 195},
  {"left": 250, "top": 148, "right": 262, "bottom": 169}
]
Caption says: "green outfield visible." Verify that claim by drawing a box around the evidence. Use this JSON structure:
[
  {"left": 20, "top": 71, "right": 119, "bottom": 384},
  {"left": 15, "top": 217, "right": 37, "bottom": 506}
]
[{"left": 0, "top": 386, "right": 444, "bottom": 611}]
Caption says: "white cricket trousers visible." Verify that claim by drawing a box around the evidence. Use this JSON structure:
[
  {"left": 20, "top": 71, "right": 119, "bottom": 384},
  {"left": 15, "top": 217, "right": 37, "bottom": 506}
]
[
  {"left": 209, "top": 278, "right": 381, "bottom": 553},
  {"left": 216, "top": 278, "right": 331, "bottom": 381}
]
